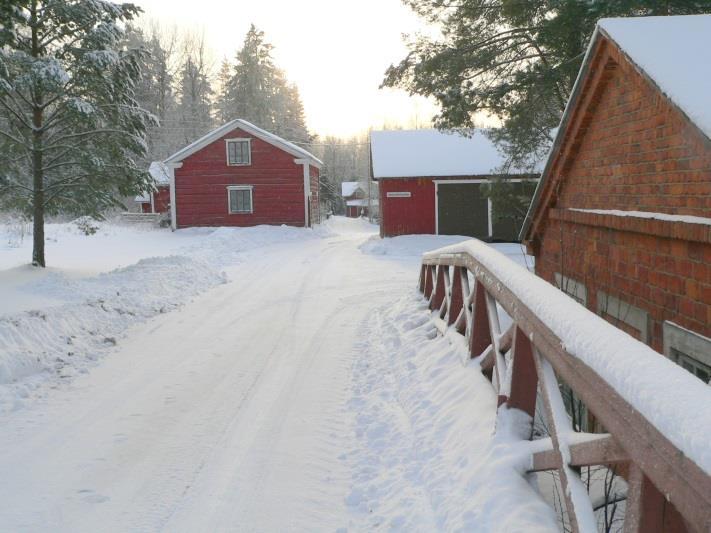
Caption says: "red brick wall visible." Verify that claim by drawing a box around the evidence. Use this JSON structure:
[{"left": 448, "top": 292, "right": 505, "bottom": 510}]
[
  {"left": 534, "top": 40, "right": 711, "bottom": 352},
  {"left": 174, "top": 127, "right": 306, "bottom": 228}
]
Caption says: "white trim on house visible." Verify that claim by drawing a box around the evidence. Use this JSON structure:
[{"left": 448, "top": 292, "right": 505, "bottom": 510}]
[
  {"left": 432, "top": 178, "right": 533, "bottom": 184},
  {"left": 167, "top": 162, "right": 181, "bottom": 230},
  {"left": 227, "top": 185, "right": 254, "bottom": 214},
  {"left": 294, "top": 158, "right": 311, "bottom": 228},
  {"left": 225, "top": 138, "right": 252, "bottom": 166},
  {"left": 597, "top": 291, "right": 649, "bottom": 343},
  {"left": 554, "top": 273, "right": 588, "bottom": 305},
  {"left": 663, "top": 321, "right": 711, "bottom": 368},
  {"left": 165, "top": 119, "right": 322, "bottom": 168}
]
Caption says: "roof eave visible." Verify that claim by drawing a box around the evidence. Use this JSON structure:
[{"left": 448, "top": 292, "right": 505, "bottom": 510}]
[{"left": 519, "top": 27, "right": 604, "bottom": 243}]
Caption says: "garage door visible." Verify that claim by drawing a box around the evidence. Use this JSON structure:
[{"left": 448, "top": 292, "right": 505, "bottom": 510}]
[{"left": 437, "top": 183, "right": 489, "bottom": 238}]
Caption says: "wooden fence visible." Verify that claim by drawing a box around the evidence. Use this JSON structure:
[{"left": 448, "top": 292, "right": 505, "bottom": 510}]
[{"left": 419, "top": 249, "right": 711, "bottom": 533}]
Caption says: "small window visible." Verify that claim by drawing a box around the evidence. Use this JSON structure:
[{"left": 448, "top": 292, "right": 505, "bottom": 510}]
[
  {"left": 664, "top": 321, "right": 711, "bottom": 384},
  {"left": 554, "top": 273, "right": 587, "bottom": 306},
  {"left": 226, "top": 139, "right": 251, "bottom": 166},
  {"left": 228, "top": 186, "right": 253, "bottom": 214}
]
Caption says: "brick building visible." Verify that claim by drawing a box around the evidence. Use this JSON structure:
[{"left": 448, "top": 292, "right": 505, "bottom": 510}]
[{"left": 521, "top": 15, "right": 711, "bottom": 382}]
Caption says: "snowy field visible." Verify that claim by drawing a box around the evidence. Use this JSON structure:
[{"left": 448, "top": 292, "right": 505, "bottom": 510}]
[{"left": 0, "top": 216, "right": 557, "bottom": 531}]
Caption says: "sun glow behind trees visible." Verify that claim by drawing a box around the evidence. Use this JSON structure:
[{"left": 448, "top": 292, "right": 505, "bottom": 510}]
[{"left": 132, "top": 0, "right": 439, "bottom": 138}]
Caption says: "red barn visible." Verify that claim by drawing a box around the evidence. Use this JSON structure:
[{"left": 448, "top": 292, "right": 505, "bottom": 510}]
[
  {"left": 135, "top": 161, "right": 171, "bottom": 214},
  {"left": 521, "top": 15, "right": 711, "bottom": 381},
  {"left": 370, "top": 129, "right": 537, "bottom": 240},
  {"left": 164, "top": 119, "right": 321, "bottom": 229}
]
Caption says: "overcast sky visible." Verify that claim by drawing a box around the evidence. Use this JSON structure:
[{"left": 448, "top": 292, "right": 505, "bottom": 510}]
[{"left": 132, "top": 0, "right": 438, "bottom": 138}]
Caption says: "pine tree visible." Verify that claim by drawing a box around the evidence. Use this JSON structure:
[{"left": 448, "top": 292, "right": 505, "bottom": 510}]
[
  {"left": 384, "top": 0, "right": 711, "bottom": 169},
  {"left": 215, "top": 58, "right": 232, "bottom": 124},
  {"left": 0, "top": 0, "right": 154, "bottom": 267}
]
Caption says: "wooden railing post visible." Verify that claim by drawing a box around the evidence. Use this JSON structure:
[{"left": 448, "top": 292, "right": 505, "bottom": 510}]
[
  {"left": 447, "top": 266, "right": 464, "bottom": 327},
  {"left": 430, "top": 264, "right": 447, "bottom": 311},
  {"left": 506, "top": 327, "right": 538, "bottom": 419},
  {"left": 423, "top": 264, "right": 434, "bottom": 299},
  {"left": 469, "top": 280, "right": 492, "bottom": 359},
  {"left": 419, "top": 249, "right": 711, "bottom": 532},
  {"left": 625, "top": 464, "right": 688, "bottom": 533}
]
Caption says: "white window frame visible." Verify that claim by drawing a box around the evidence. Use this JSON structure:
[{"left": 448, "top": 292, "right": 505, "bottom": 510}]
[
  {"left": 663, "top": 321, "right": 711, "bottom": 383},
  {"left": 554, "top": 273, "right": 587, "bottom": 306},
  {"left": 225, "top": 138, "right": 252, "bottom": 166},
  {"left": 227, "top": 185, "right": 253, "bottom": 214},
  {"left": 597, "top": 291, "right": 649, "bottom": 343}
]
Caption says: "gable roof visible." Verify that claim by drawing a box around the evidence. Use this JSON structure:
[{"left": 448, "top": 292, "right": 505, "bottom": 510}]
[
  {"left": 341, "top": 181, "right": 362, "bottom": 197},
  {"left": 370, "top": 128, "right": 535, "bottom": 179},
  {"left": 600, "top": 15, "right": 711, "bottom": 140},
  {"left": 520, "top": 14, "right": 711, "bottom": 242},
  {"left": 164, "top": 119, "right": 322, "bottom": 168}
]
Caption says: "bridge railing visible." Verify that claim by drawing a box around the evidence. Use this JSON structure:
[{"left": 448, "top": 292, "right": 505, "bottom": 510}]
[{"left": 418, "top": 241, "right": 711, "bottom": 533}]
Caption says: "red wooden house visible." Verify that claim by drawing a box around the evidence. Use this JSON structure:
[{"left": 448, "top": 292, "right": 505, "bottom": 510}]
[
  {"left": 521, "top": 15, "right": 711, "bottom": 382},
  {"left": 341, "top": 181, "right": 377, "bottom": 218},
  {"left": 371, "top": 129, "right": 537, "bottom": 240},
  {"left": 164, "top": 119, "right": 322, "bottom": 229},
  {"left": 135, "top": 161, "right": 171, "bottom": 214}
]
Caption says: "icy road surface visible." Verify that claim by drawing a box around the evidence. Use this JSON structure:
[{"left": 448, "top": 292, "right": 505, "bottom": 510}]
[{"left": 0, "top": 218, "right": 556, "bottom": 532}]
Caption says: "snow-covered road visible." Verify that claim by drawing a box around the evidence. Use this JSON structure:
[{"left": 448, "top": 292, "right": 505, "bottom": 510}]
[{"left": 0, "top": 219, "right": 557, "bottom": 532}]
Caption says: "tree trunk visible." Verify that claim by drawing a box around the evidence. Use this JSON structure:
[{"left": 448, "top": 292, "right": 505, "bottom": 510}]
[
  {"left": 30, "top": 0, "right": 45, "bottom": 268},
  {"left": 31, "top": 142, "right": 45, "bottom": 267}
]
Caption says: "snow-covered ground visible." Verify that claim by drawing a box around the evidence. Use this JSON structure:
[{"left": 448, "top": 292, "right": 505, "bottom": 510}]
[{"left": 0, "top": 217, "right": 555, "bottom": 531}]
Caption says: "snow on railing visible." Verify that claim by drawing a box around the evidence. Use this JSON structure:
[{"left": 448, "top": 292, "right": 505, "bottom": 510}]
[{"left": 419, "top": 240, "right": 711, "bottom": 533}]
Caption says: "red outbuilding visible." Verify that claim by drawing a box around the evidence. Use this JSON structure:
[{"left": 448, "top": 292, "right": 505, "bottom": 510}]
[
  {"left": 164, "top": 119, "right": 322, "bottom": 229},
  {"left": 370, "top": 129, "right": 537, "bottom": 240},
  {"left": 341, "top": 181, "right": 377, "bottom": 218},
  {"left": 521, "top": 15, "right": 711, "bottom": 381},
  {"left": 135, "top": 161, "right": 171, "bottom": 214}
]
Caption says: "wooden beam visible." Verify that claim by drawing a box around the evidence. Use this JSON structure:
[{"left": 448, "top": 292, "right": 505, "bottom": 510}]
[{"left": 530, "top": 435, "right": 628, "bottom": 472}]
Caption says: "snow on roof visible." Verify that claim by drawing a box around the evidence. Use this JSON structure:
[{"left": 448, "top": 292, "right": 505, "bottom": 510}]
[
  {"left": 164, "top": 119, "right": 322, "bottom": 168},
  {"left": 148, "top": 161, "right": 170, "bottom": 186},
  {"left": 341, "top": 181, "right": 362, "bottom": 197},
  {"left": 521, "top": 14, "right": 711, "bottom": 242},
  {"left": 599, "top": 14, "right": 711, "bottom": 140},
  {"left": 370, "top": 129, "right": 529, "bottom": 179}
]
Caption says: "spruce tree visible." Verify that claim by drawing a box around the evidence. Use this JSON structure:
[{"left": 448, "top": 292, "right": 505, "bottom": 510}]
[
  {"left": 176, "top": 48, "right": 213, "bottom": 144},
  {"left": 224, "top": 25, "right": 310, "bottom": 143},
  {"left": 0, "top": 0, "right": 154, "bottom": 267}
]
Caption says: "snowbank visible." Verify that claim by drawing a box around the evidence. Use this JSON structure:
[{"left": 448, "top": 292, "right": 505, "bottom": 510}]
[
  {"left": 344, "top": 292, "right": 558, "bottom": 531},
  {"left": 0, "top": 220, "right": 335, "bottom": 413},
  {"left": 0, "top": 256, "right": 225, "bottom": 412},
  {"left": 423, "top": 239, "right": 711, "bottom": 474}
]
